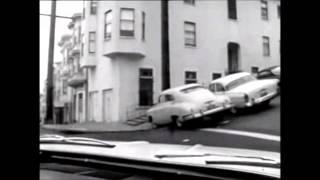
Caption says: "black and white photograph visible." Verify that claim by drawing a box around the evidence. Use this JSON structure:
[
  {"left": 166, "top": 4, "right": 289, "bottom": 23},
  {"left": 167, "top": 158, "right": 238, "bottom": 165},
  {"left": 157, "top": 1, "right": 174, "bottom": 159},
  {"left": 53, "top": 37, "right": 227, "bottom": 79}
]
[{"left": 39, "top": 0, "right": 281, "bottom": 179}]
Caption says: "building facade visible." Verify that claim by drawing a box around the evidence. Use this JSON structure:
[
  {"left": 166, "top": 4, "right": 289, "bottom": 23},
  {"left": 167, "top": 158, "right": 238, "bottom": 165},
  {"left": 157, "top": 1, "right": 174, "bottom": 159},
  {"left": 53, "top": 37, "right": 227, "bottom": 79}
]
[{"left": 59, "top": 0, "right": 280, "bottom": 123}]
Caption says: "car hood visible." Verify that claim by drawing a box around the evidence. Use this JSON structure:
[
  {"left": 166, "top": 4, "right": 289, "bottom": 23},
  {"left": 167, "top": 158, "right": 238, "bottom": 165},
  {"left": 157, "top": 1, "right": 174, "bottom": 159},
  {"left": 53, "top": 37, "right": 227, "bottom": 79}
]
[
  {"left": 40, "top": 140, "right": 280, "bottom": 178},
  {"left": 228, "top": 79, "right": 278, "bottom": 94}
]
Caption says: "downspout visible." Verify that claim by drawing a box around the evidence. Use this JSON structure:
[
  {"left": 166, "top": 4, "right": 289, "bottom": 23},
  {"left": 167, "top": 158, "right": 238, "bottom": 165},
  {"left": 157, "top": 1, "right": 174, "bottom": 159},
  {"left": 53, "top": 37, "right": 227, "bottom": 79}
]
[{"left": 161, "top": 0, "right": 170, "bottom": 90}]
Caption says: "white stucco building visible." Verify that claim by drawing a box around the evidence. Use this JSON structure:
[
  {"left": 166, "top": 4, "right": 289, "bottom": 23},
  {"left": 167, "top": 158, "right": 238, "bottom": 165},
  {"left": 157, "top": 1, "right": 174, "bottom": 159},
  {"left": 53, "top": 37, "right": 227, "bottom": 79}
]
[{"left": 64, "top": 0, "right": 280, "bottom": 123}]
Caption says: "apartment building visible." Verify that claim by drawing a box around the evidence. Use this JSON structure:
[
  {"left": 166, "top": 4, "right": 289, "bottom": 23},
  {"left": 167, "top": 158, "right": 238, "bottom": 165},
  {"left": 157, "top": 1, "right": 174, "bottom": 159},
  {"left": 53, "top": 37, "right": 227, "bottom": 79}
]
[{"left": 60, "top": 0, "right": 280, "bottom": 123}]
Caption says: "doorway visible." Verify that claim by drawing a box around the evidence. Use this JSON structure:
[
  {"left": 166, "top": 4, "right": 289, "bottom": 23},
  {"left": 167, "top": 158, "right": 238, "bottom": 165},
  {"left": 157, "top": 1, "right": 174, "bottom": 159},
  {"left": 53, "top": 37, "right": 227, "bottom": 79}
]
[
  {"left": 102, "top": 89, "right": 112, "bottom": 122},
  {"left": 227, "top": 42, "right": 240, "bottom": 74}
]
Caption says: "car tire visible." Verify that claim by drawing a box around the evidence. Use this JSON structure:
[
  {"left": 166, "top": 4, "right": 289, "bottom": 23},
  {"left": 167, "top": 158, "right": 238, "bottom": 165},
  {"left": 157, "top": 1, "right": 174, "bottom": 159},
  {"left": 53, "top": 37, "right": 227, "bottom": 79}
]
[
  {"left": 148, "top": 116, "right": 153, "bottom": 123},
  {"left": 172, "top": 116, "right": 182, "bottom": 128},
  {"left": 230, "top": 107, "right": 237, "bottom": 114}
]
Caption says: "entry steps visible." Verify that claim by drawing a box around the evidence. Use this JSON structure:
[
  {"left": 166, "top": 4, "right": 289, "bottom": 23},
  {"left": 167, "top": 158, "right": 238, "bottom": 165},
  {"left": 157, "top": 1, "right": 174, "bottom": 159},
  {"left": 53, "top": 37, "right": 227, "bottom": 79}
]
[{"left": 126, "top": 114, "right": 148, "bottom": 126}]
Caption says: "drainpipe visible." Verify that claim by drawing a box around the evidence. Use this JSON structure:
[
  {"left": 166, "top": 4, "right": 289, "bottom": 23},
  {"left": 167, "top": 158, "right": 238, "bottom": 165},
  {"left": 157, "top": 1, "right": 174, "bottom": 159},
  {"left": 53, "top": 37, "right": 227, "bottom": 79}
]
[
  {"left": 85, "top": 68, "right": 89, "bottom": 122},
  {"left": 161, "top": 0, "right": 170, "bottom": 90}
]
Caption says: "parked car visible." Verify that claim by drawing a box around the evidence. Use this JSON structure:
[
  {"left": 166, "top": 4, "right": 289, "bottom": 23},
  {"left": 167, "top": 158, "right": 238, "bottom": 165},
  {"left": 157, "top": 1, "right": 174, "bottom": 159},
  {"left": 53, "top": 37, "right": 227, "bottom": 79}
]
[
  {"left": 209, "top": 72, "right": 279, "bottom": 111},
  {"left": 256, "top": 66, "right": 280, "bottom": 87},
  {"left": 147, "top": 84, "right": 233, "bottom": 127}
]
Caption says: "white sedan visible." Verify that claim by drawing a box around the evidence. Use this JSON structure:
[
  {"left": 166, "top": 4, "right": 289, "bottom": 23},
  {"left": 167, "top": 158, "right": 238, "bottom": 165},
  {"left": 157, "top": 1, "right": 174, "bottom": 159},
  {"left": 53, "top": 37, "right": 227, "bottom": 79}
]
[
  {"left": 209, "top": 72, "right": 279, "bottom": 111},
  {"left": 147, "top": 84, "right": 233, "bottom": 127}
]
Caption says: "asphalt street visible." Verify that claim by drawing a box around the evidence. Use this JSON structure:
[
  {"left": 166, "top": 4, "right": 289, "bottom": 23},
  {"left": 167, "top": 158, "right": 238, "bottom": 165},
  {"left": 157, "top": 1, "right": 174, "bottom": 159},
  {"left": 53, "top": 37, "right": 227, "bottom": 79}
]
[{"left": 40, "top": 96, "right": 280, "bottom": 153}]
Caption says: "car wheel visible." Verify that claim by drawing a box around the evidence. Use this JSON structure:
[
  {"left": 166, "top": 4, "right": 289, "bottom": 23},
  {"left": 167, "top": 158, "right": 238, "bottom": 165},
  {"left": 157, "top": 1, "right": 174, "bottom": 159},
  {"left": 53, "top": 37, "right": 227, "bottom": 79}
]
[
  {"left": 172, "top": 116, "right": 182, "bottom": 128},
  {"left": 230, "top": 107, "right": 237, "bottom": 114},
  {"left": 148, "top": 116, "right": 153, "bottom": 123}
]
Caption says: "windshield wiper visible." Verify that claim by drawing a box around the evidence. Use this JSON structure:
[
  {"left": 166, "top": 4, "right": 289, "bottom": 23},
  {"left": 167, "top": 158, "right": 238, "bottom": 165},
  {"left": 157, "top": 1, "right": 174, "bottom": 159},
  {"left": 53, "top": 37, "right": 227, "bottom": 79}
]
[
  {"left": 205, "top": 160, "right": 280, "bottom": 168},
  {"left": 155, "top": 153, "right": 277, "bottom": 162},
  {"left": 40, "top": 134, "right": 116, "bottom": 148},
  {"left": 155, "top": 153, "right": 279, "bottom": 167}
]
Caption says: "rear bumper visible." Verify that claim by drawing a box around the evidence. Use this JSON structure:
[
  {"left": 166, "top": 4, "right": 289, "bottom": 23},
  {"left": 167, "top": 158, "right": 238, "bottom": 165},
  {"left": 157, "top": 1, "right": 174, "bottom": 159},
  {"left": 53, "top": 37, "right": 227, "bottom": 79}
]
[{"left": 182, "top": 104, "right": 233, "bottom": 121}]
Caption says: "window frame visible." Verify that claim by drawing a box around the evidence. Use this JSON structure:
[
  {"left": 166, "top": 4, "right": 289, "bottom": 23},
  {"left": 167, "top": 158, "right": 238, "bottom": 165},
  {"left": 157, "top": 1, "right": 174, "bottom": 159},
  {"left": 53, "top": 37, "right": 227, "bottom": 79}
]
[
  {"left": 184, "top": 21, "right": 196, "bottom": 47},
  {"left": 88, "top": 31, "right": 96, "bottom": 54},
  {"left": 212, "top": 73, "right": 222, "bottom": 80},
  {"left": 104, "top": 10, "right": 112, "bottom": 40},
  {"left": 184, "top": 0, "right": 195, "bottom": 5},
  {"left": 142, "top": 11, "right": 146, "bottom": 41},
  {"left": 185, "top": 71, "right": 197, "bottom": 84},
  {"left": 262, "top": 36, "right": 270, "bottom": 56},
  {"left": 90, "top": 1, "right": 97, "bottom": 15},
  {"left": 261, "top": 0, "right": 268, "bottom": 20},
  {"left": 120, "top": 8, "right": 135, "bottom": 37},
  {"left": 228, "top": 0, "right": 237, "bottom": 20}
]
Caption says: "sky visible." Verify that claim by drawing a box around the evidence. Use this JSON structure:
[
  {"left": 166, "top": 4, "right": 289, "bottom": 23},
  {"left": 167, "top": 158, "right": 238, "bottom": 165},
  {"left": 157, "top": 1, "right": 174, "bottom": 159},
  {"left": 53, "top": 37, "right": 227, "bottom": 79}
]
[{"left": 40, "top": 0, "right": 84, "bottom": 93}]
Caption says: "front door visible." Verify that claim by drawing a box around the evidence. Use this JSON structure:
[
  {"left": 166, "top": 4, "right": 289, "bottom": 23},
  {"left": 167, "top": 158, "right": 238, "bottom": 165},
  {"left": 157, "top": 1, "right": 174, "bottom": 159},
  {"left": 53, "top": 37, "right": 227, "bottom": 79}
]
[
  {"left": 228, "top": 42, "right": 240, "bottom": 74},
  {"left": 102, "top": 90, "right": 112, "bottom": 122}
]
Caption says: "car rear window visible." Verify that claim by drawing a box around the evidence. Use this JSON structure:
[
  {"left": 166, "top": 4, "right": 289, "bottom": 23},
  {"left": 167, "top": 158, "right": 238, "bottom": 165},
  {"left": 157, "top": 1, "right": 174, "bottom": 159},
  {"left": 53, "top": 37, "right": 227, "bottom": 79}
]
[{"left": 180, "top": 86, "right": 205, "bottom": 93}]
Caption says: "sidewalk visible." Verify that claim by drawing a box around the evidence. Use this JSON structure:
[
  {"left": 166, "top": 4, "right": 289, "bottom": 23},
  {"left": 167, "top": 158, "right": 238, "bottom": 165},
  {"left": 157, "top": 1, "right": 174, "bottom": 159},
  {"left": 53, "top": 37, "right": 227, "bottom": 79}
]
[{"left": 41, "top": 121, "right": 154, "bottom": 133}]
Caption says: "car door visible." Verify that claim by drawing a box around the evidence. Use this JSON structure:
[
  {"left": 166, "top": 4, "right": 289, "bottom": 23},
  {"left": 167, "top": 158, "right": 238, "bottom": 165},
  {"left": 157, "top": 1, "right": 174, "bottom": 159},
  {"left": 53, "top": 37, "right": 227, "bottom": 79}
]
[
  {"left": 152, "top": 94, "right": 173, "bottom": 124},
  {"left": 211, "top": 83, "right": 245, "bottom": 106}
]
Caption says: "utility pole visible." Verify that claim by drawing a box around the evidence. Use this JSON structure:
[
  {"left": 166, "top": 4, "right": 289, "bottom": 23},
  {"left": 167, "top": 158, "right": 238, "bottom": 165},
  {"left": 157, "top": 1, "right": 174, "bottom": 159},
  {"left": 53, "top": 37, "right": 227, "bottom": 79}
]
[
  {"left": 45, "top": 0, "right": 56, "bottom": 124},
  {"left": 161, "top": 0, "right": 170, "bottom": 90}
]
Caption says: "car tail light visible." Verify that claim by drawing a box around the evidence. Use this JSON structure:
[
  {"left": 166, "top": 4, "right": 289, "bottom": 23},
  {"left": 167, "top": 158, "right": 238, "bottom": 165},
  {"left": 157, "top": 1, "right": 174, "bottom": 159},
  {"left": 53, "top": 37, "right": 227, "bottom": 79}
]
[{"left": 244, "top": 94, "right": 249, "bottom": 103}]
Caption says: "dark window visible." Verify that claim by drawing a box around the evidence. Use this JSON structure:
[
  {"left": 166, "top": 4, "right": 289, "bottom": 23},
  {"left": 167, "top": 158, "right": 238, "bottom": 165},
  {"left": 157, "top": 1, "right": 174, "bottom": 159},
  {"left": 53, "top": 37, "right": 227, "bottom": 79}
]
[
  {"left": 185, "top": 71, "right": 197, "bottom": 84},
  {"left": 120, "top": 8, "right": 135, "bottom": 37},
  {"left": 88, "top": 32, "right": 96, "bottom": 54},
  {"left": 263, "top": 36, "right": 270, "bottom": 56},
  {"left": 78, "top": 27, "right": 81, "bottom": 43},
  {"left": 277, "top": 5, "right": 280, "bottom": 18},
  {"left": 261, "top": 0, "right": 268, "bottom": 20},
  {"left": 184, "top": 0, "right": 195, "bottom": 5},
  {"left": 184, "top": 22, "right": 196, "bottom": 47},
  {"left": 228, "top": 0, "right": 237, "bottom": 20},
  {"left": 139, "top": 68, "right": 153, "bottom": 106},
  {"left": 142, "top": 11, "right": 145, "bottom": 41},
  {"left": 215, "top": 84, "right": 225, "bottom": 92},
  {"left": 212, "top": 73, "right": 222, "bottom": 80},
  {"left": 251, "top": 66, "right": 259, "bottom": 74},
  {"left": 78, "top": 93, "right": 83, "bottom": 113},
  {"left": 63, "top": 80, "right": 67, "bottom": 94},
  {"left": 81, "top": 43, "right": 84, "bottom": 56},
  {"left": 104, "top": 10, "right": 112, "bottom": 40},
  {"left": 90, "top": 1, "right": 97, "bottom": 15},
  {"left": 164, "top": 94, "right": 175, "bottom": 102}
]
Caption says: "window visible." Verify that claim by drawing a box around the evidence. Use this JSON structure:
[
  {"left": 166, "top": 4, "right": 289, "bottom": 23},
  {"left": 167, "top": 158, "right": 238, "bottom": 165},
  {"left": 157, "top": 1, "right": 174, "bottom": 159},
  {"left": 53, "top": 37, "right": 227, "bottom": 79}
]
[
  {"left": 184, "top": 0, "right": 195, "bottom": 5},
  {"left": 62, "top": 80, "right": 67, "bottom": 94},
  {"left": 228, "top": 0, "right": 237, "bottom": 20},
  {"left": 78, "top": 93, "right": 83, "bottom": 113},
  {"left": 210, "top": 83, "right": 225, "bottom": 92},
  {"left": 263, "top": 36, "right": 270, "bottom": 56},
  {"left": 185, "top": 71, "right": 197, "bottom": 84},
  {"left": 277, "top": 5, "right": 280, "bottom": 18},
  {"left": 120, "top": 8, "right": 135, "bottom": 37},
  {"left": 261, "top": 0, "right": 268, "bottom": 20},
  {"left": 88, "top": 32, "right": 96, "bottom": 54},
  {"left": 81, "top": 43, "right": 84, "bottom": 56},
  {"left": 104, "top": 10, "right": 112, "bottom": 40},
  {"left": 251, "top": 66, "right": 259, "bottom": 74},
  {"left": 139, "top": 68, "right": 153, "bottom": 106},
  {"left": 165, "top": 94, "right": 174, "bottom": 102},
  {"left": 184, "top": 22, "right": 196, "bottom": 47},
  {"left": 212, "top": 73, "right": 222, "bottom": 80},
  {"left": 82, "top": 8, "right": 85, "bottom": 19},
  {"left": 142, "top": 11, "right": 145, "bottom": 41},
  {"left": 90, "top": 1, "right": 97, "bottom": 15}
]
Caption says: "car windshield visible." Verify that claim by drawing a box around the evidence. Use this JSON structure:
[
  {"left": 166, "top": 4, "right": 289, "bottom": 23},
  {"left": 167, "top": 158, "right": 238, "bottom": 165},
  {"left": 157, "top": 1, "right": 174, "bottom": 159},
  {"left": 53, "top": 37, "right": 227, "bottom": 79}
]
[
  {"left": 225, "top": 75, "right": 256, "bottom": 90},
  {"left": 40, "top": 1, "right": 280, "bottom": 179}
]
